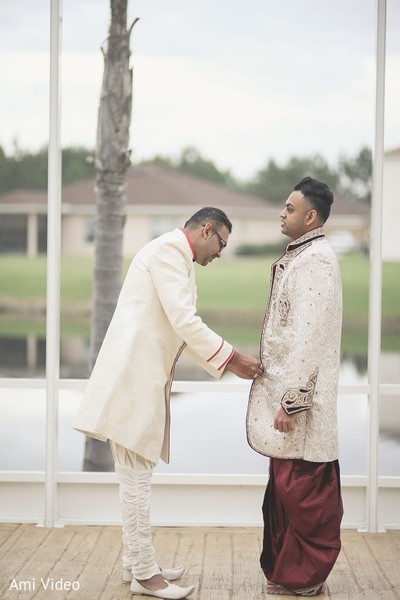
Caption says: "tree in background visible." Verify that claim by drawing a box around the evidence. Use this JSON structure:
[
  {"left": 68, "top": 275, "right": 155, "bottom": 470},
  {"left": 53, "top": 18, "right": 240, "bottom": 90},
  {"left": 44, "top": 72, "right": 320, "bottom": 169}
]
[
  {"left": 0, "top": 144, "right": 94, "bottom": 193},
  {"left": 83, "top": 0, "right": 138, "bottom": 471},
  {"left": 244, "top": 148, "right": 372, "bottom": 205},
  {"left": 246, "top": 154, "right": 340, "bottom": 204},
  {"left": 62, "top": 147, "right": 95, "bottom": 185},
  {"left": 338, "top": 146, "right": 372, "bottom": 203},
  {"left": 144, "top": 146, "right": 240, "bottom": 191}
]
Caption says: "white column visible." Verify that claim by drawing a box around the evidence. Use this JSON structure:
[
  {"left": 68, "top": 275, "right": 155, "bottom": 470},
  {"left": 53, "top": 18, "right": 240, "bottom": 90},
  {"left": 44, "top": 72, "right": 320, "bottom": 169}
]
[
  {"left": 44, "top": 0, "right": 62, "bottom": 528},
  {"left": 26, "top": 334, "right": 37, "bottom": 371},
  {"left": 27, "top": 213, "right": 38, "bottom": 258},
  {"left": 366, "top": 0, "right": 386, "bottom": 533}
]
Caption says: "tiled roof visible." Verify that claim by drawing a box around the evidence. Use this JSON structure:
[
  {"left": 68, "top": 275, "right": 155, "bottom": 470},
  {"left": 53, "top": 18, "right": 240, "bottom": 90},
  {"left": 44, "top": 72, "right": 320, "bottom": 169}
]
[{"left": 61, "top": 164, "right": 273, "bottom": 209}]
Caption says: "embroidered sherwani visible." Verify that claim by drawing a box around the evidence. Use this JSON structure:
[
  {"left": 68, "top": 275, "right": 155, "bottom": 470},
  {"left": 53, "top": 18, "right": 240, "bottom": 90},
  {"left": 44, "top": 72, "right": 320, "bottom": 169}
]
[
  {"left": 246, "top": 227, "right": 343, "bottom": 595},
  {"left": 246, "top": 227, "right": 342, "bottom": 462}
]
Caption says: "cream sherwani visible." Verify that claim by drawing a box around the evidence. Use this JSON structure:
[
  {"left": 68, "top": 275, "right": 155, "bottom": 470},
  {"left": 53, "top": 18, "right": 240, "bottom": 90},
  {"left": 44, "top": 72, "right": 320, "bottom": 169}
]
[
  {"left": 73, "top": 228, "right": 233, "bottom": 464},
  {"left": 246, "top": 227, "right": 342, "bottom": 462}
]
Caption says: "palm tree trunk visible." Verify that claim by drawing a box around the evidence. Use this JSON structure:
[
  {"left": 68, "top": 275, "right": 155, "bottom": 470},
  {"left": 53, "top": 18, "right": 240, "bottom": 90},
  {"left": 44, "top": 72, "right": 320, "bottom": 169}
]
[{"left": 83, "top": 0, "right": 138, "bottom": 471}]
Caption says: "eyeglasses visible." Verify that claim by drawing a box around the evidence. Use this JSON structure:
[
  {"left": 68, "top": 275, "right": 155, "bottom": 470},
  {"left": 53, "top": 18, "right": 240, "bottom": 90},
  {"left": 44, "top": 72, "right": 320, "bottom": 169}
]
[
  {"left": 212, "top": 227, "right": 227, "bottom": 250},
  {"left": 203, "top": 224, "right": 227, "bottom": 251}
]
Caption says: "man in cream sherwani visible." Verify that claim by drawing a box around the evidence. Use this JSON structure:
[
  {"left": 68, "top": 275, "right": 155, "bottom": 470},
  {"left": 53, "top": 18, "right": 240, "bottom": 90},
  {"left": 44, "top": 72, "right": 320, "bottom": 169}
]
[
  {"left": 73, "top": 206, "right": 263, "bottom": 600},
  {"left": 247, "top": 177, "right": 343, "bottom": 597}
]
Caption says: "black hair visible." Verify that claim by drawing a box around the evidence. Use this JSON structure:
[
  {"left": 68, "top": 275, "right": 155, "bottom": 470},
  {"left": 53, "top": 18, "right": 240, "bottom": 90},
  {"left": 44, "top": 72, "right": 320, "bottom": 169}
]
[
  {"left": 293, "top": 176, "right": 334, "bottom": 223},
  {"left": 184, "top": 207, "right": 232, "bottom": 233}
]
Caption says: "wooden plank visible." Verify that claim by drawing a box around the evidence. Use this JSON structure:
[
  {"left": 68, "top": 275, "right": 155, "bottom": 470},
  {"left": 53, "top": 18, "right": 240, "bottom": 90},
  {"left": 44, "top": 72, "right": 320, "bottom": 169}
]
[
  {"left": 340, "top": 532, "right": 392, "bottom": 593},
  {"left": 0, "top": 523, "right": 19, "bottom": 549},
  {"left": 232, "top": 529, "right": 264, "bottom": 600},
  {"left": 363, "top": 592, "right": 398, "bottom": 600},
  {"left": 0, "top": 525, "right": 43, "bottom": 569},
  {"left": 67, "top": 527, "right": 122, "bottom": 600},
  {"left": 173, "top": 525, "right": 205, "bottom": 595},
  {"left": 0, "top": 525, "right": 52, "bottom": 600},
  {"left": 335, "top": 533, "right": 356, "bottom": 572},
  {"left": 99, "top": 559, "right": 131, "bottom": 600},
  {"left": 2, "top": 528, "right": 76, "bottom": 600},
  {"left": 32, "top": 526, "right": 102, "bottom": 600},
  {"left": 19, "top": 528, "right": 77, "bottom": 600},
  {"left": 153, "top": 526, "right": 180, "bottom": 571},
  {"left": 98, "top": 538, "right": 133, "bottom": 600},
  {"left": 62, "top": 526, "right": 102, "bottom": 564},
  {"left": 327, "top": 535, "right": 363, "bottom": 597},
  {"left": 199, "top": 529, "right": 232, "bottom": 600},
  {"left": 330, "top": 595, "right": 367, "bottom": 600},
  {"left": 365, "top": 532, "right": 400, "bottom": 589},
  {"left": 327, "top": 569, "right": 361, "bottom": 597}
]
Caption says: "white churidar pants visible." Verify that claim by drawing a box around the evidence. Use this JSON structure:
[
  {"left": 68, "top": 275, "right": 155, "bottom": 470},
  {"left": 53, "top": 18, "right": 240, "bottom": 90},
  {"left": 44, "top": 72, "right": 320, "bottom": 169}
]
[{"left": 110, "top": 440, "right": 160, "bottom": 580}]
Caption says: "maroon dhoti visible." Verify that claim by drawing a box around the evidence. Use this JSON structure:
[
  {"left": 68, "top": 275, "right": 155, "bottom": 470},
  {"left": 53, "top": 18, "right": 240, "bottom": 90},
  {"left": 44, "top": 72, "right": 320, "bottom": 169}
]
[{"left": 261, "top": 458, "right": 343, "bottom": 595}]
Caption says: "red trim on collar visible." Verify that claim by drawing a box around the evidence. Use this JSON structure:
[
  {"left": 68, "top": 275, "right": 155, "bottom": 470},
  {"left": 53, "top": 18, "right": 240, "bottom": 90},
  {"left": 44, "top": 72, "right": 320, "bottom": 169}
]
[{"left": 180, "top": 228, "right": 197, "bottom": 261}]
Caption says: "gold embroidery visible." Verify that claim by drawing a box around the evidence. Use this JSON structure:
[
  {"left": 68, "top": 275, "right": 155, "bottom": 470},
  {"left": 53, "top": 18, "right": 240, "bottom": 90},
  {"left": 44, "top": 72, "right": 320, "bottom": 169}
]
[{"left": 278, "top": 290, "right": 290, "bottom": 326}]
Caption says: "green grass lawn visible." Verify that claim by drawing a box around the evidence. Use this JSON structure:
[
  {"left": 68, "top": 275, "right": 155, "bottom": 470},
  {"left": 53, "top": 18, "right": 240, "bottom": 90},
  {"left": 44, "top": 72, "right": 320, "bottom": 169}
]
[
  {"left": 0, "top": 252, "right": 399, "bottom": 352},
  {"left": 196, "top": 252, "right": 400, "bottom": 319},
  {"left": 0, "top": 255, "right": 95, "bottom": 301}
]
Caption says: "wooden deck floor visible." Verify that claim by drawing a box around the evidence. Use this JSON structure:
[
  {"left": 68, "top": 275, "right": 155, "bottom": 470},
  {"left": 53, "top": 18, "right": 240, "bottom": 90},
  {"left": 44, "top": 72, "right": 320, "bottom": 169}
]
[{"left": 0, "top": 524, "right": 399, "bottom": 599}]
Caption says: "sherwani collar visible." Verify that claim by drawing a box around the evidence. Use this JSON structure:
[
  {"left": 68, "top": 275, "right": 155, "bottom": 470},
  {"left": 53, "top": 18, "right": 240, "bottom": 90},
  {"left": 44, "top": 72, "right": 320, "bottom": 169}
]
[
  {"left": 179, "top": 227, "right": 197, "bottom": 261},
  {"left": 285, "top": 227, "right": 325, "bottom": 252}
]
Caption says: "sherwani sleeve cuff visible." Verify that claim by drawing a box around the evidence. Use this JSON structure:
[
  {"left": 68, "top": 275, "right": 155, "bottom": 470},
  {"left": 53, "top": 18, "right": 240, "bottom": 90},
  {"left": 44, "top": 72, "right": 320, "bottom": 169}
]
[
  {"left": 280, "top": 368, "right": 319, "bottom": 415},
  {"left": 206, "top": 338, "right": 235, "bottom": 372}
]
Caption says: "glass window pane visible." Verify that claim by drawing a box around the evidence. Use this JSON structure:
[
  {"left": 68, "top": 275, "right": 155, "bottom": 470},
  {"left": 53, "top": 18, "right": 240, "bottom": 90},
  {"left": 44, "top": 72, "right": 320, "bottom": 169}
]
[
  {"left": 0, "top": 388, "right": 46, "bottom": 470},
  {"left": 338, "top": 393, "right": 368, "bottom": 477},
  {"left": 379, "top": 394, "right": 400, "bottom": 477},
  {"left": 0, "top": 3, "right": 49, "bottom": 378},
  {"left": 58, "top": 387, "right": 86, "bottom": 471},
  {"left": 0, "top": 3, "right": 49, "bottom": 487},
  {"left": 379, "top": 0, "right": 400, "bottom": 478},
  {"left": 59, "top": 1, "right": 108, "bottom": 379}
]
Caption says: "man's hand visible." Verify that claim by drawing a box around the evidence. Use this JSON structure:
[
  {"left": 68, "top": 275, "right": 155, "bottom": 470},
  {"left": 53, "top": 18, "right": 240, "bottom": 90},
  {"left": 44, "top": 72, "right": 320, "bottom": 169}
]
[
  {"left": 225, "top": 351, "right": 264, "bottom": 380},
  {"left": 274, "top": 407, "right": 296, "bottom": 432}
]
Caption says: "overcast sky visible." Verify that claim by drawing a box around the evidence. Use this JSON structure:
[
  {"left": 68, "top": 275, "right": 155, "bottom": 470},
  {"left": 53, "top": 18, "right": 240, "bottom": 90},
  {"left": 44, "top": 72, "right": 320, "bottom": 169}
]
[{"left": 0, "top": 0, "right": 399, "bottom": 179}]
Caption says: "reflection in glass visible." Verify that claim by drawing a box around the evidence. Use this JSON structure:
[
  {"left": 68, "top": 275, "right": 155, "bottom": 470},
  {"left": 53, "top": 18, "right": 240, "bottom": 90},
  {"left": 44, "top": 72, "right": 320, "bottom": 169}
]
[
  {"left": 0, "top": 388, "right": 46, "bottom": 471},
  {"left": 379, "top": 393, "right": 400, "bottom": 477}
]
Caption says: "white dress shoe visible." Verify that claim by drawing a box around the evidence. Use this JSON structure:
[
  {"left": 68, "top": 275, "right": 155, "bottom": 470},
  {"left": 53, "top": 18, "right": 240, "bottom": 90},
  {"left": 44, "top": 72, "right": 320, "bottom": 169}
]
[
  {"left": 121, "top": 568, "right": 132, "bottom": 583},
  {"left": 160, "top": 566, "right": 185, "bottom": 581},
  {"left": 122, "top": 565, "right": 185, "bottom": 583},
  {"left": 130, "top": 579, "right": 195, "bottom": 599}
]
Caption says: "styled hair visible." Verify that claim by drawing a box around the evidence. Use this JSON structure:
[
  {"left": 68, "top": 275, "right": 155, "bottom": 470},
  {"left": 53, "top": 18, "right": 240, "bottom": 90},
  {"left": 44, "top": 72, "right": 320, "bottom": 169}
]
[
  {"left": 293, "top": 176, "right": 334, "bottom": 223},
  {"left": 184, "top": 207, "right": 232, "bottom": 233}
]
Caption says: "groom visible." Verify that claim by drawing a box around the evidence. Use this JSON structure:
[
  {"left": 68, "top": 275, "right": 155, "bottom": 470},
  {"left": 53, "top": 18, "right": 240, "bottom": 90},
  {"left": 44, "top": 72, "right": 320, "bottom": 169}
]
[{"left": 247, "top": 177, "right": 343, "bottom": 596}]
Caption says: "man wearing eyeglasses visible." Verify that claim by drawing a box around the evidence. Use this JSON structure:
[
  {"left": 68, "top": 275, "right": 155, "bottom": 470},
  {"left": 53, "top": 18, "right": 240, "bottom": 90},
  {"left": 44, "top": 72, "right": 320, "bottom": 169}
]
[{"left": 73, "top": 206, "right": 263, "bottom": 600}]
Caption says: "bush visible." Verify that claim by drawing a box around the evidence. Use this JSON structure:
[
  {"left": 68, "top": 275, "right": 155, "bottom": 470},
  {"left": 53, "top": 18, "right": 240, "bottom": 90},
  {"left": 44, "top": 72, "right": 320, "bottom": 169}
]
[{"left": 235, "top": 242, "right": 286, "bottom": 257}]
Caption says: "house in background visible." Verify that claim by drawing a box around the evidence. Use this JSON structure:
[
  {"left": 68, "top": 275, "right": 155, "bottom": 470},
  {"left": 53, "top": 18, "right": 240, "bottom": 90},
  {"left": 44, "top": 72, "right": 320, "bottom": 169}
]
[
  {"left": 382, "top": 148, "right": 400, "bottom": 261},
  {"left": 0, "top": 163, "right": 370, "bottom": 258},
  {"left": 0, "top": 189, "right": 48, "bottom": 256}
]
